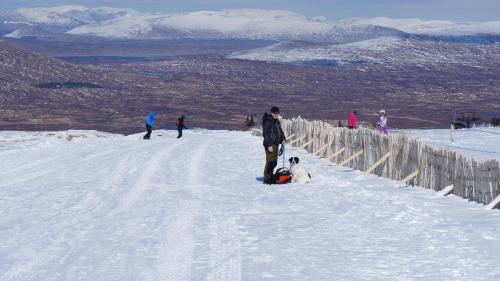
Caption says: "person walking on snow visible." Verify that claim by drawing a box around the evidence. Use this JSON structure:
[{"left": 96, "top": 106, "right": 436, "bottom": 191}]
[
  {"left": 262, "top": 106, "right": 287, "bottom": 184},
  {"left": 143, "top": 111, "right": 156, "bottom": 140},
  {"left": 376, "top": 109, "right": 388, "bottom": 134},
  {"left": 347, "top": 110, "right": 358, "bottom": 129},
  {"left": 176, "top": 115, "right": 187, "bottom": 138}
]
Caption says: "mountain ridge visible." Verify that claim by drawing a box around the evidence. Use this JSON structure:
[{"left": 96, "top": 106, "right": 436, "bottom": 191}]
[{"left": 2, "top": 6, "right": 500, "bottom": 41}]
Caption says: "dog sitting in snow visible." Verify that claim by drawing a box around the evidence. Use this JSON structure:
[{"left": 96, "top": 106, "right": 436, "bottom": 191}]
[{"left": 288, "top": 157, "right": 311, "bottom": 183}]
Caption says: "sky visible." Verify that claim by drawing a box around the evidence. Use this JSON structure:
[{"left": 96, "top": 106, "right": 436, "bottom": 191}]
[{"left": 1, "top": 0, "right": 500, "bottom": 22}]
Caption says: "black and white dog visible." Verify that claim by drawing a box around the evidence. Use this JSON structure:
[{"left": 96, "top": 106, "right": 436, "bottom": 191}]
[{"left": 288, "top": 157, "right": 311, "bottom": 183}]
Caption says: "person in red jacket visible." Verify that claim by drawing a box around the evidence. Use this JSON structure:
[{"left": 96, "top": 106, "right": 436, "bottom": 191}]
[{"left": 347, "top": 110, "right": 357, "bottom": 129}]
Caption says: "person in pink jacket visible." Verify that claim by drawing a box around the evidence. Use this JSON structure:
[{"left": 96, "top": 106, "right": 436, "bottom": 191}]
[{"left": 347, "top": 110, "right": 357, "bottom": 129}]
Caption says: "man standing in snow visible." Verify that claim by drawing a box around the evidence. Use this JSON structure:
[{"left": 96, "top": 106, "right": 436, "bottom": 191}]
[
  {"left": 143, "top": 111, "right": 156, "bottom": 140},
  {"left": 347, "top": 110, "right": 358, "bottom": 129},
  {"left": 262, "top": 106, "right": 287, "bottom": 184},
  {"left": 176, "top": 115, "right": 187, "bottom": 138}
]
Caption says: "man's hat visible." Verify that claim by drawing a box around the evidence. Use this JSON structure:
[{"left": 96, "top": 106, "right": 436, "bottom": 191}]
[{"left": 270, "top": 106, "right": 280, "bottom": 114}]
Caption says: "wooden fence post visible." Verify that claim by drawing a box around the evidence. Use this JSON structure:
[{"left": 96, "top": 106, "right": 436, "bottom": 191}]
[
  {"left": 364, "top": 152, "right": 392, "bottom": 175},
  {"left": 310, "top": 143, "right": 330, "bottom": 157},
  {"left": 437, "top": 184, "right": 454, "bottom": 196},
  {"left": 450, "top": 124, "right": 455, "bottom": 142},
  {"left": 398, "top": 170, "right": 419, "bottom": 187},
  {"left": 337, "top": 150, "right": 364, "bottom": 167},
  {"left": 320, "top": 147, "right": 345, "bottom": 164},
  {"left": 288, "top": 135, "right": 305, "bottom": 146},
  {"left": 486, "top": 194, "right": 500, "bottom": 210},
  {"left": 300, "top": 139, "right": 314, "bottom": 149}
]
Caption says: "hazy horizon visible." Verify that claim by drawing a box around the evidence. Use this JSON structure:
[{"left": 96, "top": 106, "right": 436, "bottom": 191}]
[{"left": 1, "top": 0, "right": 500, "bottom": 22}]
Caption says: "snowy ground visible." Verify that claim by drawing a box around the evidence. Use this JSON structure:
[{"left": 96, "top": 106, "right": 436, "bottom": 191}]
[
  {"left": 1, "top": 129, "right": 499, "bottom": 281},
  {"left": 397, "top": 127, "right": 500, "bottom": 160}
]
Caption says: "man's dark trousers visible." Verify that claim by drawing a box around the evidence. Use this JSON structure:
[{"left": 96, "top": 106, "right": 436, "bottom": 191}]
[
  {"left": 264, "top": 144, "right": 278, "bottom": 184},
  {"left": 143, "top": 124, "right": 152, "bottom": 139}
]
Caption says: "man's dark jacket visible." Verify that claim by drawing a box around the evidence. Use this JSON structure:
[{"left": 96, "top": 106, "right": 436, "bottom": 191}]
[
  {"left": 176, "top": 117, "right": 187, "bottom": 129},
  {"left": 262, "top": 113, "right": 286, "bottom": 148}
]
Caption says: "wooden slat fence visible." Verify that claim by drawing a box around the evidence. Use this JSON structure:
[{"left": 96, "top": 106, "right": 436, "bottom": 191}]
[{"left": 252, "top": 117, "right": 500, "bottom": 208}]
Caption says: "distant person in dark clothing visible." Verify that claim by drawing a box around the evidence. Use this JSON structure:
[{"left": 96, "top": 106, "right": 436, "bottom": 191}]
[
  {"left": 245, "top": 115, "right": 255, "bottom": 127},
  {"left": 262, "top": 106, "right": 287, "bottom": 184},
  {"left": 347, "top": 110, "right": 358, "bottom": 129},
  {"left": 143, "top": 111, "right": 156, "bottom": 140},
  {"left": 176, "top": 115, "right": 187, "bottom": 138}
]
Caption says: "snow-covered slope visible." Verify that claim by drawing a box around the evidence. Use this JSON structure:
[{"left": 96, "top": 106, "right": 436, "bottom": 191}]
[
  {"left": 228, "top": 37, "right": 402, "bottom": 63},
  {"left": 65, "top": 9, "right": 500, "bottom": 39},
  {"left": 3, "top": 5, "right": 500, "bottom": 41},
  {"left": 0, "top": 6, "right": 137, "bottom": 38},
  {"left": 346, "top": 17, "right": 500, "bottom": 36},
  {"left": 3, "top": 5, "right": 500, "bottom": 42},
  {"left": 66, "top": 9, "right": 401, "bottom": 42},
  {"left": 68, "top": 9, "right": 330, "bottom": 37},
  {"left": 398, "top": 127, "right": 500, "bottom": 160},
  {"left": 0, "top": 130, "right": 117, "bottom": 152},
  {"left": 228, "top": 36, "right": 500, "bottom": 66},
  {"left": 1, "top": 129, "right": 499, "bottom": 280},
  {"left": 13, "top": 5, "right": 136, "bottom": 26}
]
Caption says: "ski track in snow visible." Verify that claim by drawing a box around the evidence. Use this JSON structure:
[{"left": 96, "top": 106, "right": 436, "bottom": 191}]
[
  {"left": 206, "top": 214, "right": 242, "bottom": 281},
  {"left": 0, "top": 130, "right": 500, "bottom": 281},
  {"left": 113, "top": 140, "right": 182, "bottom": 215},
  {"left": 204, "top": 137, "right": 243, "bottom": 281},
  {"left": 0, "top": 147, "right": 116, "bottom": 188},
  {"left": 156, "top": 138, "right": 206, "bottom": 280},
  {"left": 0, "top": 137, "right": 165, "bottom": 280}
]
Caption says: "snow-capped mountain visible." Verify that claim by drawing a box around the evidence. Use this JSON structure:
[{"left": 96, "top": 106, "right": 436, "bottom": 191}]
[
  {"left": 13, "top": 5, "right": 136, "bottom": 26},
  {"left": 3, "top": 5, "right": 500, "bottom": 69},
  {"left": 3, "top": 5, "right": 500, "bottom": 41},
  {"left": 0, "top": 6, "right": 136, "bottom": 38},
  {"left": 66, "top": 9, "right": 403, "bottom": 42}
]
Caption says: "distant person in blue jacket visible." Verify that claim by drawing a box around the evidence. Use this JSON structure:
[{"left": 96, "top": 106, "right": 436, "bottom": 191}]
[{"left": 143, "top": 111, "right": 156, "bottom": 140}]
